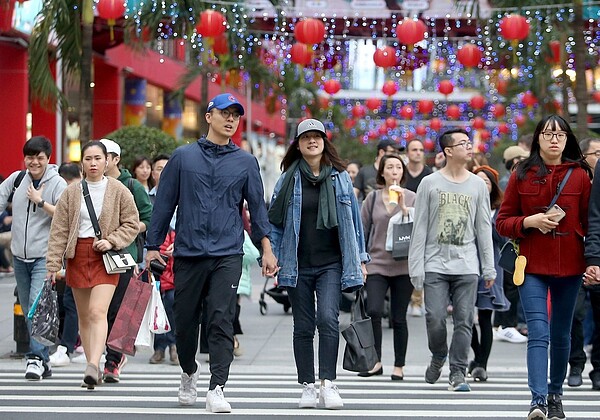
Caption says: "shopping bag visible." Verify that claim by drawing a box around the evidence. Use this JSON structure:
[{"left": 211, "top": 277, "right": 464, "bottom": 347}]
[
  {"left": 103, "top": 249, "right": 137, "bottom": 274},
  {"left": 135, "top": 296, "right": 154, "bottom": 352},
  {"left": 30, "top": 278, "right": 60, "bottom": 346},
  {"left": 107, "top": 272, "right": 152, "bottom": 356},
  {"left": 148, "top": 273, "right": 170, "bottom": 335},
  {"left": 385, "top": 209, "right": 414, "bottom": 261},
  {"left": 341, "top": 292, "right": 379, "bottom": 372},
  {"left": 498, "top": 240, "right": 519, "bottom": 274}
]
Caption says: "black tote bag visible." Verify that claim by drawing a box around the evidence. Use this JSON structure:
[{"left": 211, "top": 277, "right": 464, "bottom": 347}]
[
  {"left": 341, "top": 292, "right": 379, "bottom": 372},
  {"left": 391, "top": 219, "right": 413, "bottom": 261}
]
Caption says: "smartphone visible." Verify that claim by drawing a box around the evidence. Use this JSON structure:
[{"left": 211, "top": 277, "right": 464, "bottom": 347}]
[{"left": 539, "top": 204, "right": 566, "bottom": 234}]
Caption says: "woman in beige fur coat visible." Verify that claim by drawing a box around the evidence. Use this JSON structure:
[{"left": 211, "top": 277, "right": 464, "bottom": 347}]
[{"left": 47, "top": 140, "right": 139, "bottom": 388}]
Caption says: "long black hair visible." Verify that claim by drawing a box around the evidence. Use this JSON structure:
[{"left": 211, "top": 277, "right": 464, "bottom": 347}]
[
  {"left": 516, "top": 114, "right": 592, "bottom": 180},
  {"left": 280, "top": 133, "right": 346, "bottom": 173}
]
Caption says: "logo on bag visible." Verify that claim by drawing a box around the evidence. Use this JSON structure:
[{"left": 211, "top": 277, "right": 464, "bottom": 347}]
[{"left": 397, "top": 235, "right": 410, "bottom": 241}]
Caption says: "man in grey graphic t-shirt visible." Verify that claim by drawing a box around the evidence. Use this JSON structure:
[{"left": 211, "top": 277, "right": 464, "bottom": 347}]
[{"left": 408, "top": 128, "right": 496, "bottom": 392}]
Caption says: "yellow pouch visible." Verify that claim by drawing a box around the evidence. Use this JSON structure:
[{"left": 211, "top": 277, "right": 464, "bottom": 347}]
[{"left": 513, "top": 255, "right": 527, "bottom": 286}]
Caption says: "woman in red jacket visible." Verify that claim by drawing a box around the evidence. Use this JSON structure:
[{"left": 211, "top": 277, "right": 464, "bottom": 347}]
[{"left": 496, "top": 115, "right": 592, "bottom": 420}]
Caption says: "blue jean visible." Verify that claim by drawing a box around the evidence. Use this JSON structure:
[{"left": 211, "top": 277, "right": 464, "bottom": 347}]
[
  {"left": 287, "top": 262, "right": 342, "bottom": 384},
  {"left": 519, "top": 274, "right": 582, "bottom": 406},
  {"left": 13, "top": 257, "right": 49, "bottom": 362},
  {"left": 424, "top": 272, "right": 478, "bottom": 374},
  {"left": 154, "top": 289, "right": 176, "bottom": 351},
  {"left": 60, "top": 286, "right": 79, "bottom": 353}
]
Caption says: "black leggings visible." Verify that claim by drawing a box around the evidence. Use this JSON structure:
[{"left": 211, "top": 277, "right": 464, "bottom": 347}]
[{"left": 471, "top": 309, "right": 493, "bottom": 370}]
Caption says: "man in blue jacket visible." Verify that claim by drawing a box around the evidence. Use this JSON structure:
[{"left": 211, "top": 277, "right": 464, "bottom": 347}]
[{"left": 146, "top": 93, "right": 278, "bottom": 413}]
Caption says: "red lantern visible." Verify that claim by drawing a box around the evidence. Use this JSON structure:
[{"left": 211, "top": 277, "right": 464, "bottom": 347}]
[
  {"left": 344, "top": 119, "right": 356, "bottom": 130},
  {"left": 438, "top": 80, "right": 454, "bottom": 96},
  {"left": 368, "top": 131, "right": 378, "bottom": 140},
  {"left": 477, "top": 143, "right": 487, "bottom": 153},
  {"left": 373, "top": 46, "right": 397, "bottom": 68},
  {"left": 472, "top": 117, "right": 486, "bottom": 130},
  {"left": 514, "top": 114, "right": 526, "bottom": 127},
  {"left": 592, "top": 91, "right": 600, "bottom": 103},
  {"left": 498, "top": 123, "right": 510, "bottom": 134},
  {"left": 497, "top": 79, "right": 509, "bottom": 95},
  {"left": 400, "top": 105, "right": 415, "bottom": 120},
  {"left": 416, "top": 125, "right": 427, "bottom": 136},
  {"left": 196, "top": 10, "right": 227, "bottom": 38},
  {"left": 378, "top": 124, "right": 389, "bottom": 135},
  {"left": 521, "top": 91, "right": 538, "bottom": 108},
  {"left": 365, "top": 98, "right": 382, "bottom": 111},
  {"left": 211, "top": 73, "right": 222, "bottom": 84},
  {"left": 491, "top": 104, "right": 506, "bottom": 118},
  {"left": 403, "top": 131, "right": 415, "bottom": 141},
  {"left": 395, "top": 18, "right": 427, "bottom": 46},
  {"left": 480, "top": 129, "right": 491, "bottom": 140},
  {"left": 290, "top": 43, "right": 313, "bottom": 66},
  {"left": 385, "top": 117, "right": 397, "bottom": 129},
  {"left": 212, "top": 35, "right": 228, "bottom": 55},
  {"left": 294, "top": 18, "right": 325, "bottom": 45},
  {"left": 423, "top": 138, "right": 435, "bottom": 152},
  {"left": 326, "top": 130, "right": 333, "bottom": 141},
  {"left": 546, "top": 40, "right": 561, "bottom": 64},
  {"left": 323, "top": 79, "right": 341, "bottom": 95},
  {"left": 499, "top": 14, "right": 530, "bottom": 42},
  {"left": 97, "top": 0, "right": 126, "bottom": 40},
  {"left": 457, "top": 44, "right": 482, "bottom": 68},
  {"left": 382, "top": 80, "right": 398, "bottom": 97},
  {"left": 447, "top": 105, "right": 461, "bottom": 120},
  {"left": 469, "top": 95, "right": 486, "bottom": 110},
  {"left": 352, "top": 104, "right": 366, "bottom": 119},
  {"left": 430, "top": 117, "right": 442, "bottom": 131},
  {"left": 418, "top": 99, "right": 434, "bottom": 115},
  {"left": 318, "top": 96, "right": 330, "bottom": 110}
]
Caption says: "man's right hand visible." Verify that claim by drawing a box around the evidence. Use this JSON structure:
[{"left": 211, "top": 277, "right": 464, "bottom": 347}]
[{"left": 146, "top": 250, "right": 167, "bottom": 268}]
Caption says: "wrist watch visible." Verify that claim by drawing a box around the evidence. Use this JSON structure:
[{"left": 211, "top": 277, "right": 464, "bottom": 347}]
[{"left": 38, "top": 199, "right": 45, "bottom": 209}]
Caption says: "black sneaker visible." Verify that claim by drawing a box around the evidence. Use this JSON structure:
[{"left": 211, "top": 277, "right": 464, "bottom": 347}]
[
  {"left": 448, "top": 371, "right": 470, "bottom": 392},
  {"left": 42, "top": 361, "right": 52, "bottom": 379},
  {"left": 425, "top": 357, "right": 446, "bottom": 384},
  {"left": 567, "top": 366, "right": 583, "bottom": 387},
  {"left": 547, "top": 394, "right": 565, "bottom": 420},
  {"left": 527, "top": 404, "right": 547, "bottom": 420},
  {"left": 471, "top": 367, "right": 488, "bottom": 382},
  {"left": 591, "top": 370, "right": 600, "bottom": 391}
]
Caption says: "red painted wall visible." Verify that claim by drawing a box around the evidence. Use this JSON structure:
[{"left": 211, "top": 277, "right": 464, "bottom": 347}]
[{"left": 93, "top": 57, "right": 122, "bottom": 139}]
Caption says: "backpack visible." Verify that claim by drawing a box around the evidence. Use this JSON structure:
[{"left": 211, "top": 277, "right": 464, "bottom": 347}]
[
  {"left": 7, "top": 170, "right": 27, "bottom": 203},
  {"left": 126, "top": 178, "right": 146, "bottom": 263}
]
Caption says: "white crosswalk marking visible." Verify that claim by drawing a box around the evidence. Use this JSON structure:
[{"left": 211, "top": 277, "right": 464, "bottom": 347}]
[{"left": 0, "top": 370, "right": 598, "bottom": 419}]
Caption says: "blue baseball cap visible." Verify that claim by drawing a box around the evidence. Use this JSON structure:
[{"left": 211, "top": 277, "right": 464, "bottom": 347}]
[{"left": 206, "top": 93, "right": 245, "bottom": 115}]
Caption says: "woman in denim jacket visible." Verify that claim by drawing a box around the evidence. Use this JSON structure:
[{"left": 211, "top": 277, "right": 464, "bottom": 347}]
[{"left": 268, "top": 119, "right": 369, "bottom": 410}]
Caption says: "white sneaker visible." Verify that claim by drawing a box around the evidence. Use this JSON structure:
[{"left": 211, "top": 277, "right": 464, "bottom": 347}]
[
  {"left": 298, "top": 382, "right": 317, "bottom": 408},
  {"left": 178, "top": 360, "right": 200, "bottom": 406},
  {"left": 206, "top": 385, "right": 232, "bottom": 413},
  {"left": 25, "top": 358, "right": 45, "bottom": 381},
  {"left": 495, "top": 326, "right": 527, "bottom": 343},
  {"left": 319, "top": 380, "right": 343, "bottom": 409},
  {"left": 49, "top": 345, "right": 70, "bottom": 367},
  {"left": 408, "top": 304, "right": 424, "bottom": 317},
  {"left": 71, "top": 352, "right": 87, "bottom": 364}
]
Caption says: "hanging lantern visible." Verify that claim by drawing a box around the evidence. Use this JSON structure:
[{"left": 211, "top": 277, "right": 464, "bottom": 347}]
[
  {"left": 423, "top": 138, "right": 436, "bottom": 152},
  {"left": 497, "top": 79, "right": 509, "bottom": 96},
  {"left": 521, "top": 91, "right": 538, "bottom": 108},
  {"left": 491, "top": 104, "right": 506, "bottom": 118},
  {"left": 403, "top": 131, "right": 415, "bottom": 142},
  {"left": 385, "top": 117, "right": 397, "bottom": 129},
  {"left": 457, "top": 44, "right": 482, "bottom": 68},
  {"left": 344, "top": 119, "right": 356, "bottom": 130},
  {"left": 290, "top": 43, "right": 313, "bottom": 66},
  {"left": 472, "top": 117, "right": 486, "bottom": 130},
  {"left": 546, "top": 40, "right": 561, "bottom": 64},
  {"left": 415, "top": 125, "right": 427, "bottom": 136},
  {"left": 400, "top": 105, "right": 415, "bottom": 120},
  {"left": 196, "top": 10, "right": 227, "bottom": 38},
  {"left": 318, "top": 96, "right": 330, "bottom": 110},
  {"left": 352, "top": 104, "right": 366, "bottom": 119},
  {"left": 378, "top": 124, "right": 389, "bottom": 135},
  {"left": 294, "top": 18, "right": 326, "bottom": 45},
  {"left": 395, "top": 18, "right": 427, "bottom": 46},
  {"left": 430, "top": 117, "right": 442, "bottom": 131},
  {"left": 499, "top": 14, "right": 530, "bottom": 42},
  {"left": 447, "top": 105, "right": 461, "bottom": 120},
  {"left": 323, "top": 79, "right": 341, "bottom": 95},
  {"left": 212, "top": 35, "right": 228, "bottom": 55},
  {"left": 96, "top": 0, "right": 126, "bottom": 41},
  {"left": 382, "top": 80, "right": 398, "bottom": 97},
  {"left": 418, "top": 99, "right": 434, "bottom": 115},
  {"left": 373, "top": 46, "right": 397, "bottom": 68},
  {"left": 365, "top": 98, "right": 382, "bottom": 111},
  {"left": 498, "top": 123, "right": 510, "bottom": 134},
  {"left": 592, "top": 91, "right": 600, "bottom": 103},
  {"left": 438, "top": 80, "right": 454, "bottom": 96},
  {"left": 514, "top": 114, "right": 526, "bottom": 127},
  {"left": 480, "top": 129, "right": 491, "bottom": 141},
  {"left": 469, "top": 95, "right": 486, "bottom": 110}
]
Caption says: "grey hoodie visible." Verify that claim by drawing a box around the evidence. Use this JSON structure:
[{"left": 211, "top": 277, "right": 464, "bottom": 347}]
[{"left": 0, "top": 165, "right": 67, "bottom": 259}]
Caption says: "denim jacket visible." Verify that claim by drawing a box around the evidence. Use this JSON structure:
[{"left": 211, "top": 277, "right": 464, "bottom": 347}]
[{"left": 269, "top": 168, "right": 370, "bottom": 292}]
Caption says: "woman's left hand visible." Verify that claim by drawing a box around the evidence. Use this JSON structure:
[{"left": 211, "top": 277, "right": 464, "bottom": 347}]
[
  {"left": 361, "top": 263, "right": 368, "bottom": 283},
  {"left": 483, "top": 278, "right": 495, "bottom": 289},
  {"left": 93, "top": 239, "right": 113, "bottom": 253}
]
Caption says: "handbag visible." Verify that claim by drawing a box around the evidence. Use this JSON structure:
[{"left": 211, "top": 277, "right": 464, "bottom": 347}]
[
  {"left": 106, "top": 270, "right": 153, "bottom": 356},
  {"left": 30, "top": 278, "right": 60, "bottom": 346},
  {"left": 148, "top": 272, "right": 171, "bottom": 335},
  {"left": 341, "top": 291, "right": 379, "bottom": 372},
  {"left": 82, "top": 179, "right": 136, "bottom": 274}
]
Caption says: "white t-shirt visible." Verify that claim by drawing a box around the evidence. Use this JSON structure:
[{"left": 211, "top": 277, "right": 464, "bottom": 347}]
[{"left": 79, "top": 177, "right": 108, "bottom": 238}]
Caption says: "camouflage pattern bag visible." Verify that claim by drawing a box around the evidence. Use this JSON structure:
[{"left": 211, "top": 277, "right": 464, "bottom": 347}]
[{"left": 31, "top": 278, "right": 59, "bottom": 346}]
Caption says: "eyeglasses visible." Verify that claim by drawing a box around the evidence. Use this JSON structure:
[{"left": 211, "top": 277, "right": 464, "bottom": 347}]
[
  {"left": 585, "top": 150, "right": 600, "bottom": 158},
  {"left": 217, "top": 109, "right": 241, "bottom": 120},
  {"left": 446, "top": 141, "right": 473, "bottom": 149},
  {"left": 541, "top": 131, "right": 567, "bottom": 142}
]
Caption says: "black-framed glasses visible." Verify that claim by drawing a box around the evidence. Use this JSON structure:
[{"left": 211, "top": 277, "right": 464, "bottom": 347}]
[
  {"left": 446, "top": 140, "right": 473, "bottom": 149},
  {"left": 218, "top": 109, "right": 241, "bottom": 120},
  {"left": 585, "top": 150, "right": 600, "bottom": 158},
  {"left": 541, "top": 131, "right": 567, "bottom": 142}
]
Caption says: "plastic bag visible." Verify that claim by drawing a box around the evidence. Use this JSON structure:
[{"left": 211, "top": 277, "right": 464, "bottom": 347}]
[
  {"left": 30, "top": 278, "right": 59, "bottom": 346},
  {"left": 148, "top": 275, "right": 170, "bottom": 335},
  {"left": 135, "top": 297, "right": 154, "bottom": 352}
]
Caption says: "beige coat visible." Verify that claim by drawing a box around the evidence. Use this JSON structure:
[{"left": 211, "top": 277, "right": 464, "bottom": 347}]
[{"left": 46, "top": 177, "right": 139, "bottom": 272}]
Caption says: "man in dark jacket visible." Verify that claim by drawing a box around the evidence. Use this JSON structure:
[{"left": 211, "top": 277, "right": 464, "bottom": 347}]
[
  {"left": 146, "top": 93, "right": 278, "bottom": 413},
  {"left": 584, "top": 164, "right": 600, "bottom": 391}
]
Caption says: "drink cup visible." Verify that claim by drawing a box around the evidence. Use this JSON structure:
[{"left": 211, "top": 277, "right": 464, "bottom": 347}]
[{"left": 388, "top": 186, "right": 399, "bottom": 205}]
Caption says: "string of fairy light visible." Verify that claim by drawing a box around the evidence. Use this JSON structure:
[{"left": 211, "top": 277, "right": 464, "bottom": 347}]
[{"left": 118, "top": 1, "right": 600, "bottom": 149}]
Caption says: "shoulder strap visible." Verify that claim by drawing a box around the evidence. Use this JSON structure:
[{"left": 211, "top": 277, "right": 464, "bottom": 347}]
[
  {"left": 127, "top": 178, "right": 135, "bottom": 193},
  {"left": 365, "top": 191, "right": 377, "bottom": 251},
  {"left": 7, "top": 170, "right": 27, "bottom": 203},
  {"left": 548, "top": 168, "right": 573, "bottom": 209},
  {"left": 81, "top": 180, "right": 102, "bottom": 241}
]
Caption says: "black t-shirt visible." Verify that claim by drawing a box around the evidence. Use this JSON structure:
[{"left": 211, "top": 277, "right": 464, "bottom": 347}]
[
  {"left": 297, "top": 175, "right": 341, "bottom": 268},
  {"left": 353, "top": 164, "right": 378, "bottom": 201},
  {"left": 403, "top": 165, "right": 433, "bottom": 192}
]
